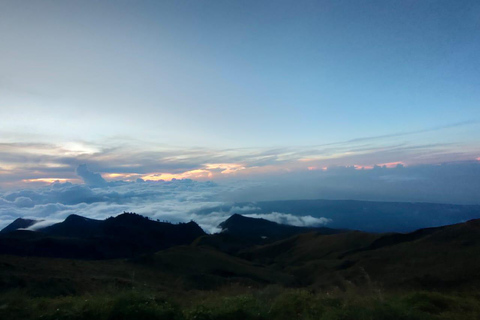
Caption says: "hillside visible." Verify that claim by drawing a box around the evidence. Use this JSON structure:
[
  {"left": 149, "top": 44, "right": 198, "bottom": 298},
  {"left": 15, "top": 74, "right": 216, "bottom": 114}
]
[
  {"left": 2, "top": 213, "right": 480, "bottom": 291},
  {"left": 240, "top": 218, "right": 480, "bottom": 290},
  {"left": 2, "top": 214, "right": 480, "bottom": 319},
  {"left": 0, "top": 212, "right": 206, "bottom": 259},
  {"left": 0, "top": 218, "right": 42, "bottom": 233},
  {"left": 194, "top": 213, "right": 346, "bottom": 255}
]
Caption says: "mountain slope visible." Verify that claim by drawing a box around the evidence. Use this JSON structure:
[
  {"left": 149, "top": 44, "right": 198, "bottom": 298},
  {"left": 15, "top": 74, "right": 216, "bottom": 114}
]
[
  {"left": 42, "top": 214, "right": 102, "bottom": 238},
  {"left": 219, "top": 213, "right": 341, "bottom": 239},
  {"left": 0, "top": 212, "right": 206, "bottom": 259},
  {"left": 2, "top": 214, "right": 480, "bottom": 292},
  {"left": 241, "top": 218, "right": 480, "bottom": 290},
  {"left": 0, "top": 218, "right": 42, "bottom": 233},
  {"left": 194, "top": 213, "right": 346, "bottom": 255}
]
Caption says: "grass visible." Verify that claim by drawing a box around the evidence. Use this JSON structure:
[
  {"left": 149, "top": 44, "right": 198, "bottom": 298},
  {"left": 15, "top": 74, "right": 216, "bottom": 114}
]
[
  {"left": 1, "top": 285, "right": 480, "bottom": 320},
  {"left": 2, "top": 217, "right": 480, "bottom": 320}
]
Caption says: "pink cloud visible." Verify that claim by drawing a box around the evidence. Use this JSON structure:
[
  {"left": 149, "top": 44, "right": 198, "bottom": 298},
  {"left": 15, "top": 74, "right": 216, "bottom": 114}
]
[
  {"left": 354, "top": 165, "right": 374, "bottom": 170},
  {"left": 377, "top": 161, "right": 405, "bottom": 168}
]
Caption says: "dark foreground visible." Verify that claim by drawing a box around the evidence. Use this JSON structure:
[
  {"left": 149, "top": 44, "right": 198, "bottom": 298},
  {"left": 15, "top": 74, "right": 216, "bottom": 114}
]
[
  {"left": 2, "top": 214, "right": 480, "bottom": 319},
  {"left": 2, "top": 284, "right": 480, "bottom": 320}
]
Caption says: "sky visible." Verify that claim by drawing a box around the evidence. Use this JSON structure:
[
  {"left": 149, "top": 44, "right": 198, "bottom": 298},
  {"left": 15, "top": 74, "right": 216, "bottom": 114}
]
[{"left": 0, "top": 1, "right": 479, "bottom": 227}]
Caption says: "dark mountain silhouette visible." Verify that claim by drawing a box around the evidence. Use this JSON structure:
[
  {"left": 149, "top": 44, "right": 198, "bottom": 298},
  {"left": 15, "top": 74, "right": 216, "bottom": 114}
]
[
  {"left": 239, "top": 218, "right": 480, "bottom": 290},
  {"left": 219, "top": 213, "right": 342, "bottom": 239},
  {"left": 2, "top": 213, "right": 480, "bottom": 292},
  {"left": 197, "top": 199, "right": 480, "bottom": 232},
  {"left": 0, "top": 212, "right": 205, "bottom": 259},
  {"left": 0, "top": 218, "right": 42, "bottom": 234},
  {"left": 42, "top": 214, "right": 102, "bottom": 238},
  {"left": 194, "top": 213, "right": 346, "bottom": 255}
]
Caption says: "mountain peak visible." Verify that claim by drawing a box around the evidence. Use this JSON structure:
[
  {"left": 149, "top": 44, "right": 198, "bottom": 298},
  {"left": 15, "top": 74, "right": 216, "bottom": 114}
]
[
  {"left": 219, "top": 214, "right": 277, "bottom": 230},
  {"left": 218, "top": 214, "right": 343, "bottom": 241},
  {"left": 0, "top": 212, "right": 207, "bottom": 259},
  {"left": 0, "top": 218, "right": 42, "bottom": 234},
  {"left": 64, "top": 214, "right": 96, "bottom": 223}
]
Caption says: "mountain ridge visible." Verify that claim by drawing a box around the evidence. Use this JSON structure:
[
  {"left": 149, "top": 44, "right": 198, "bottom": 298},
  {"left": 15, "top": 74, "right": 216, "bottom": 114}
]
[
  {"left": 0, "top": 212, "right": 206, "bottom": 259},
  {"left": 1, "top": 213, "right": 480, "bottom": 291}
]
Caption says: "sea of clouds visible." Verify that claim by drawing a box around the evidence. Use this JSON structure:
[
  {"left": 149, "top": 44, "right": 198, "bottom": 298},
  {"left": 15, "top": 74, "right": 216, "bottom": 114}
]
[
  {"left": 2, "top": 161, "right": 480, "bottom": 233},
  {"left": 0, "top": 165, "right": 332, "bottom": 233}
]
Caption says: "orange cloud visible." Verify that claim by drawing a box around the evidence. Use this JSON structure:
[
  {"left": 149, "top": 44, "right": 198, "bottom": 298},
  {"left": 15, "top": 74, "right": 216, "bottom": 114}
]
[
  {"left": 104, "top": 173, "right": 141, "bottom": 181},
  {"left": 378, "top": 161, "right": 405, "bottom": 168},
  {"left": 22, "top": 178, "right": 80, "bottom": 184},
  {"left": 140, "top": 163, "right": 247, "bottom": 181},
  {"left": 141, "top": 169, "right": 212, "bottom": 181},
  {"left": 353, "top": 161, "right": 405, "bottom": 170},
  {"left": 307, "top": 166, "right": 328, "bottom": 171}
]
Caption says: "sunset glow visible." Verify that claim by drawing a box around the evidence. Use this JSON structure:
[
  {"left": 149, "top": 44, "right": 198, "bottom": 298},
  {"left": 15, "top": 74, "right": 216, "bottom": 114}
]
[
  {"left": 141, "top": 169, "right": 212, "bottom": 181},
  {"left": 0, "top": 0, "right": 478, "bottom": 200},
  {"left": 378, "top": 161, "right": 406, "bottom": 168},
  {"left": 103, "top": 173, "right": 140, "bottom": 180},
  {"left": 22, "top": 178, "right": 79, "bottom": 184}
]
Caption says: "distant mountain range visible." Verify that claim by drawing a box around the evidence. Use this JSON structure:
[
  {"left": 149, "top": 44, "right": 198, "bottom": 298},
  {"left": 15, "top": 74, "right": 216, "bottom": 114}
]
[
  {"left": 196, "top": 199, "right": 480, "bottom": 232},
  {"left": 0, "top": 212, "right": 205, "bottom": 259},
  {"left": 1, "top": 212, "right": 335, "bottom": 259},
  {"left": 193, "top": 214, "right": 346, "bottom": 255},
  {"left": 219, "top": 213, "right": 342, "bottom": 238},
  {"left": 2, "top": 211, "right": 480, "bottom": 292}
]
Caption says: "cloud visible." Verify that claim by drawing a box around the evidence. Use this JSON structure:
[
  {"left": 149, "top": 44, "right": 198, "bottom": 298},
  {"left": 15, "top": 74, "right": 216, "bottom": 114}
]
[
  {"left": 1, "top": 146, "right": 480, "bottom": 233},
  {"left": 0, "top": 177, "right": 335, "bottom": 234},
  {"left": 229, "top": 205, "right": 261, "bottom": 213},
  {"left": 76, "top": 164, "right": 107, "bottom": 187},
  {"left": 13, "top": 197, "right": 35, "bottom": 208},
  {"left": 244, "top": 212, "right": 332, "bottom": 227},
  {"left": 0, "top": 179, "right": 227, "bottom": 231},
  {"left": 187, "top": 210, "right": 331, "bottom": 234},
  {"left": 0, "top": 119, "right": 479, "bottom": 189},
  {"left": 1, "top": 160, "right": 480, "bottom": 233}
]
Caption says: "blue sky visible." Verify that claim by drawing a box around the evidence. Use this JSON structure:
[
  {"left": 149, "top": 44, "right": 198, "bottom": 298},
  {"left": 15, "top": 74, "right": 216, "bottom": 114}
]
[{"left": 0, "top": 0, "right": 479, "bottom": 189}]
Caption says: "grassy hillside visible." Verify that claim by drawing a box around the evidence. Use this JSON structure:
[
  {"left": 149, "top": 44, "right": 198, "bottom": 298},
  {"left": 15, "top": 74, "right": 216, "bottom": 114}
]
[
  {"left": 239, "top": 219, "right": 480, "bottom": 291},
  {"left": 2, "top": 217, "right": 480, "bottom": 319},
  {"left": 2, "top": 285, "right": 480, "bottom": 320}
]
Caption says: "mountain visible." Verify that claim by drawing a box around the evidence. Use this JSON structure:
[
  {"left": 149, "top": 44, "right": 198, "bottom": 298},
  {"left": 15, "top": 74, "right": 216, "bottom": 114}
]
[
  {"left": 0, "top": 212, "right": 206, "bottom": 259},
  {"left": 196, "top": 199, "right": 480, "bottom": 232},
  {"left": 219, "top": 213, "right": 341, "bottom": 239},
  {"left": 193, "top": 213, "right": 346, "bottom": 255},
  {"left": 0, "top": 218, "right": 42, "bottom": 233},
  {"left": 240, "top": 218, "right": 480, "bottom": 290},
  {"left": 41, "top": 214, "right": 102, "bottom": 237},
  {"left": 2, "top": 213, "right": 480, "bottom": 293}
]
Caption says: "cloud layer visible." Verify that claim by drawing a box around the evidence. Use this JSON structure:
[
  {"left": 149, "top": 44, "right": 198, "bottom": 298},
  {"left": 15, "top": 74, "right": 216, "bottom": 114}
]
[
  {"left": 2, "top": 161, "right": 480, "bottom": 233},
  {"left": 0, "top": 168, "right": 333, "bottom": 233},
  {"left": 0, "top": 119, "right": 478, "bottom": 190}
]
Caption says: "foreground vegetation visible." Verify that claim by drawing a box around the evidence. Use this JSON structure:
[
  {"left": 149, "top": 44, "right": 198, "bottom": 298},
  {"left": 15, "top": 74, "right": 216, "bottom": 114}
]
[
  {"left": 2, "top": 285, "right": 480, "bottom": 320},
  {"left": 2, "top": 216, "right": 480, "bottom": 319}
]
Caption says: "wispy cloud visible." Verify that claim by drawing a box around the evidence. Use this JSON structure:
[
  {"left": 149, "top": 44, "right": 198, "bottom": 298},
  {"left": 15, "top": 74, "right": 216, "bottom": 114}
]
[
  {"left": 336, "top": 120, "right": 479, "bottom": 145},
  {"left": 0, "top": 120, "right": 478, "bottom": 188},
  {"left": 2, "top": 161, "right": 480, "bottom": 233}
]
